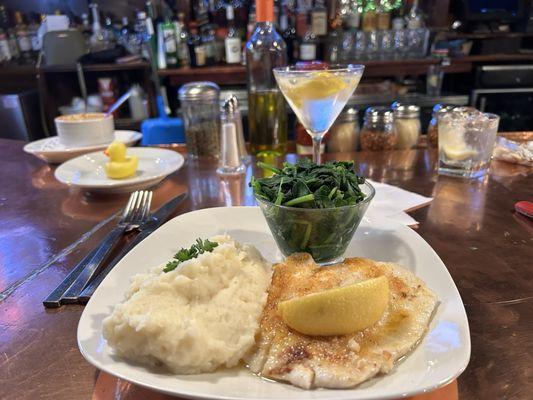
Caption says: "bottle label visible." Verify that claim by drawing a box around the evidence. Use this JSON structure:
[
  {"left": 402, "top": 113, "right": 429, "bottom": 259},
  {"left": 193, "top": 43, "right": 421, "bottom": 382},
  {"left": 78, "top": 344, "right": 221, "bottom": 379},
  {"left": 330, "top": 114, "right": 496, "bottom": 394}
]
[
  {"left": 312, "top": 12, "right": 327, "bottom": 36},
  {"left": 177, "top": 43, "right": 190, "bottom": 66},
  {"left": 225, "top": 37, "right": 242, "bottom": 63},
  {"left": 195, "top": 46, "right": 206, "bottom": 66},
  {"left": 299, "top": 43, "right": 316, "bottom": 61},
  {"left": 163, "top": 28, "right": 176, "bottom": 53},
  {"left": 18, "top": 36, "right": 31, "bottom": 52}
]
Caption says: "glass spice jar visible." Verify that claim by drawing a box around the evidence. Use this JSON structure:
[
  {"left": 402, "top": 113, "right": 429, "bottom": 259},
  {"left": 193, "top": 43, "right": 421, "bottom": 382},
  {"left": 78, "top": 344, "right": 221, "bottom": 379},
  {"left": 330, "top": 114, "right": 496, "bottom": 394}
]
[
  {"left": 391, "top": 102, "right": 421, "bottom": 150},
  {"left": 327, "top": 107, "right": 360, "bottom": 153},
  {"left": 360, "top": 106, "right": 397, "bottom": 151},
  {"left": 427, "top": 104, "right": 455, "bottom": 148},
  {"left": 178, "top": 81, "right": 221, "bottom": 158}
]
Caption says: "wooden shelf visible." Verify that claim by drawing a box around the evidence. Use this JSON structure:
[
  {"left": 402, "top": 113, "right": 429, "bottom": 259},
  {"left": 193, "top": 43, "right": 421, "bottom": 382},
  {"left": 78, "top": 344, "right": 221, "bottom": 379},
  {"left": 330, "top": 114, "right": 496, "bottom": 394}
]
[
  {"left": 159, "top": 59, "right": 466, "bottom": 85},
  {"left": 39, "top": 61, "right": 150, "bottom": 73},
  {"left": 436, "top": 31, "right": 533, "bottom": 40},
  {"left": 158, "top": 54, "right": 533, "bottom": 86},
  {"left": 159, "top": 64, "right": 246, "bottom": 85}
]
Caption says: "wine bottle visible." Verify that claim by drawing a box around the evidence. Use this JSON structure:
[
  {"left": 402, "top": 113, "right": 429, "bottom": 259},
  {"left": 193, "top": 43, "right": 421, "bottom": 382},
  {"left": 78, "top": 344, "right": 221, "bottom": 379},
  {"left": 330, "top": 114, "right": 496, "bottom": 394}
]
[
  {"left": 225, "top": 5, "right": 242, "bottom": 64},
  {"left": 245, "top": 0, "right": 288, "bottom": 154}
]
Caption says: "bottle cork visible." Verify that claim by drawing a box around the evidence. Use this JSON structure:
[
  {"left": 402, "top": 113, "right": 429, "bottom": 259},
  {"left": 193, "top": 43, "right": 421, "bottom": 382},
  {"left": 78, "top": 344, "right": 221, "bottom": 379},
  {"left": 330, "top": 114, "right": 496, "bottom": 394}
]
[{"left": 256, "top": 0, "right": 274, "bottom": 23}]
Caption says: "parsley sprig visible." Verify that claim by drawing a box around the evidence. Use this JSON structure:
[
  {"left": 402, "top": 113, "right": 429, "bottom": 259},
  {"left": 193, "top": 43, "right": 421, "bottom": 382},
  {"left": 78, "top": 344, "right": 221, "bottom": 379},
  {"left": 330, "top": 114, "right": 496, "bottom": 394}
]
[{"left": 163, "top": 238, "right": 219, "bottom": 272}]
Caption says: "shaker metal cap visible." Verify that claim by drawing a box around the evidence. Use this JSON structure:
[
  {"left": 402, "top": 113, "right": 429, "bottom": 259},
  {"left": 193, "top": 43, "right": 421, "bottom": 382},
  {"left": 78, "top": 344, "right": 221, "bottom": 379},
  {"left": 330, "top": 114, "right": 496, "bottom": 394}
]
[
  {"left": 391, "top": 102, "right": 420, "bottom": 118},
  {"left": 432, "top": 103, "right": 455, "bottom": 116},
  {"left": 178, "top": 81, "right": 220, "bottom": 100},
  {"left": 222, "top": 94, "right": 239, "bottom": 115},
  {"left": 364, "top": 106, "right": 394, "bottom": 123},
  {"left": 338, "top": 106, "right": 358, "bottom": 122}
]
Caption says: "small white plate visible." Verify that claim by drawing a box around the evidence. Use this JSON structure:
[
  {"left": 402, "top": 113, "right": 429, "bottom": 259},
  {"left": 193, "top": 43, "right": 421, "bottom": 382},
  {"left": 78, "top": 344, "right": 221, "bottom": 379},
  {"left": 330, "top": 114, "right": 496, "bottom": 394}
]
[
  {"left": 78, "top": 207, "right": 471, "bottom": 400},
  {"left": 23, "top": 130, "right": 142, "bottom": 164},
  {"left": 55, "top": 147, "right": 184, "bottom": 193}
]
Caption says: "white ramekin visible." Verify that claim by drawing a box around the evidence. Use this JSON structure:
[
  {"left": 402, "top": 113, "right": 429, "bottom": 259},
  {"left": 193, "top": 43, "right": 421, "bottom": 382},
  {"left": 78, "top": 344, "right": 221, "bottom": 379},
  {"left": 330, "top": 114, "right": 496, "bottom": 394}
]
[{"left": 55, "top": 113, "right": 115, "bottom": 147}]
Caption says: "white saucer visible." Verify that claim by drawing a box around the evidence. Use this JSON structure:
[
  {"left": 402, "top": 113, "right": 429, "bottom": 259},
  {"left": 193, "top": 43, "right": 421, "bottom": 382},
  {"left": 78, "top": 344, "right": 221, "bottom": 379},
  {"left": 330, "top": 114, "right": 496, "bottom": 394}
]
[
  {"left": 54, "top": 147, "right": 184, "bottom": 193},
  {"left": 23, "top": 130, "right": 143, "bottom": 164}
]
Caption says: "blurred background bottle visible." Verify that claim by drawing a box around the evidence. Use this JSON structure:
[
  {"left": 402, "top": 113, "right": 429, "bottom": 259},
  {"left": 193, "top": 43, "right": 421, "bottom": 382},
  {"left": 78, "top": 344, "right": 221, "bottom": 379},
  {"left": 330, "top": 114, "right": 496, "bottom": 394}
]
[{"left": 245, "top": 0, "right": 287, "bottom": 154}]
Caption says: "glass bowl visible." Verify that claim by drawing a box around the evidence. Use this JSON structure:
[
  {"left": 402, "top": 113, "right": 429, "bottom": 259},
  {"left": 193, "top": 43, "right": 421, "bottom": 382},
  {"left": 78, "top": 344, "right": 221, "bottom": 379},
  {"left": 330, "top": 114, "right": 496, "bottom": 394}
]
[{"left": 255, "top": 181, "right": 375, "bottom": 265}]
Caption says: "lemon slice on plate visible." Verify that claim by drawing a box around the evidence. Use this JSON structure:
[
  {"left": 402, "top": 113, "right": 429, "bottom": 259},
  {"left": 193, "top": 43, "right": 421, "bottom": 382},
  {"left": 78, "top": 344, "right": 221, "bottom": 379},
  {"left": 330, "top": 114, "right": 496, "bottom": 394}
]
[{"left": 277, "top": 276, "right": 389, "bottom": 336}]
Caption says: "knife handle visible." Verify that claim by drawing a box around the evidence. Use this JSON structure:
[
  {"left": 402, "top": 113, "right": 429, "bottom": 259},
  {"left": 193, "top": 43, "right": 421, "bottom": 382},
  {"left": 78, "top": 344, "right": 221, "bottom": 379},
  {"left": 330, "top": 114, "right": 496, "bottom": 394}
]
[
  {"left": 61, "top": 226, "right": 126, "bottom": 303},
  {"left": 77, "top": 229, "right": 152, "bottom": 303},
  {"left": 43, "top": 246, "right": 100, "bottom": 308}
]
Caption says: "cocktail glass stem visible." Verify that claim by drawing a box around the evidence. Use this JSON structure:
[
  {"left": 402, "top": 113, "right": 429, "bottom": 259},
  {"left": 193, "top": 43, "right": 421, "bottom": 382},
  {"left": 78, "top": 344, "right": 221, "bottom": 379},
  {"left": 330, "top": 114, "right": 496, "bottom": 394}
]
[{"left": 310, "top": 131, "right": 326, "bottom": 164}]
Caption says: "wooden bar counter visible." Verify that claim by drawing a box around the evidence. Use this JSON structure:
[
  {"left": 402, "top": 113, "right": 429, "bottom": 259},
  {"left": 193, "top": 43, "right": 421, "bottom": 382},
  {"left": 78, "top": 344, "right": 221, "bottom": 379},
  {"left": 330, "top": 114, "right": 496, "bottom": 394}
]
[{"left": 0, "top": 139, "right": 531, "bottom": 399}]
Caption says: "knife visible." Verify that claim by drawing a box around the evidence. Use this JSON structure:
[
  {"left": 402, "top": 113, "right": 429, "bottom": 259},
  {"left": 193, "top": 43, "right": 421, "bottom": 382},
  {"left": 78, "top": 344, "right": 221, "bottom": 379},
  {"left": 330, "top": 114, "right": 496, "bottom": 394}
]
[{"left": 77, "top": 192, "right": 188, "bottom": 303}]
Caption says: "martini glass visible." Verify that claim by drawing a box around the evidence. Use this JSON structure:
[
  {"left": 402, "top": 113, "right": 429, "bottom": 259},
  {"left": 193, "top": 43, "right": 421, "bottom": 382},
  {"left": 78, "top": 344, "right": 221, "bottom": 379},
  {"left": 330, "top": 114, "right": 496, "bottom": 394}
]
[{"left": 273, "top": 64, "right": 364, "bottom": 164}]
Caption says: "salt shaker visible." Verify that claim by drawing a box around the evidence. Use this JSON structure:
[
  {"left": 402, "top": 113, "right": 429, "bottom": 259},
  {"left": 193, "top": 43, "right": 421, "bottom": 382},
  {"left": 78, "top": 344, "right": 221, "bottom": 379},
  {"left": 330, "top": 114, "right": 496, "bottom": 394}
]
[
  {"left": 217, "top": 98, "right": 246, "bottom": 176},
  {"left": 224, "top": 94, "right": 247, "bottom": 160}
]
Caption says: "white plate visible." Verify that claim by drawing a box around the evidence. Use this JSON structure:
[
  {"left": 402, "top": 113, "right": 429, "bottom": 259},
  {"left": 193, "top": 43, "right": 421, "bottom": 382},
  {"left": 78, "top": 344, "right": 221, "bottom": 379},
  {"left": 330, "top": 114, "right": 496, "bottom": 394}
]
[
  {"left": 23, "top": 130, "right": 142, "bottom": 164},
  {"left": 78, "top": 207, "right": 470, "bottom": 400},
  {"left": 55, "top": 147, "right": 184, "bottom": 193}
]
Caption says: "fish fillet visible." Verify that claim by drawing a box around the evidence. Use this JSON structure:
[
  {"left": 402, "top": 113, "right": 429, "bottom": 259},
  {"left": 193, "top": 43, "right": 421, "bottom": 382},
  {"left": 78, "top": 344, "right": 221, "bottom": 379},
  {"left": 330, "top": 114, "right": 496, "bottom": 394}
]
[{"left": 248, "top": 254, "right": 438, "bottom": 389}]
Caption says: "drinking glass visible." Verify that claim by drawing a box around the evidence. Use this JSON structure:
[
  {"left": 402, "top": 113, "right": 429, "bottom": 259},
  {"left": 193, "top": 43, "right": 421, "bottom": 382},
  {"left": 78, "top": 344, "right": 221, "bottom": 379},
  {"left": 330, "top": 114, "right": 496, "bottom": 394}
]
[
  {"left": 438, "top": 108, "right": 500, "bottom": 178},
  {"left": 273, "top": 64, "right": 365, "bottom": 164}
]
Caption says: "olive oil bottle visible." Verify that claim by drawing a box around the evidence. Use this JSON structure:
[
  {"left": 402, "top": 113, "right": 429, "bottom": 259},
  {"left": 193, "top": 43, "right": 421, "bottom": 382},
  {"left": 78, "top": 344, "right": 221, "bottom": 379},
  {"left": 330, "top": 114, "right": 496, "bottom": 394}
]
[{"left": 245, "top": 0, "right": 288, "bottom": 154}]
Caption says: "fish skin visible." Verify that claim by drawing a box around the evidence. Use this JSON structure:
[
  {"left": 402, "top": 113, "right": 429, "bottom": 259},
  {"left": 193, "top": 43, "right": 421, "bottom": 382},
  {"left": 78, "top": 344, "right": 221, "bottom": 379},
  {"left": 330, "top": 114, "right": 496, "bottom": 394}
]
[{"left": 247, "top": 253, "right": 438, "bottom": 389}]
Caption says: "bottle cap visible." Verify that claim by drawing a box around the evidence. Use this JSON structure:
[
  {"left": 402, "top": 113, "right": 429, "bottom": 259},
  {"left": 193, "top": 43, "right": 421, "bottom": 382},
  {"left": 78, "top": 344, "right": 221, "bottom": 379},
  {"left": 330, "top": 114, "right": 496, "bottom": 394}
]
[{"left": 256, "top": 0, "right": 274, "bottom": 23}]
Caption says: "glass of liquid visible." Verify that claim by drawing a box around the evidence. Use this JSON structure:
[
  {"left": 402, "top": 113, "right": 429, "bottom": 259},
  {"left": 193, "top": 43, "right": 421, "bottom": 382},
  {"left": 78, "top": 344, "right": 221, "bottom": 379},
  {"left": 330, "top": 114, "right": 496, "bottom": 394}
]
[
  {"left": 438, "top": 107, "right": 500, "bottom": 178},
  {"left": 273, "top": 64, "right": 364, "bottom": 164}
]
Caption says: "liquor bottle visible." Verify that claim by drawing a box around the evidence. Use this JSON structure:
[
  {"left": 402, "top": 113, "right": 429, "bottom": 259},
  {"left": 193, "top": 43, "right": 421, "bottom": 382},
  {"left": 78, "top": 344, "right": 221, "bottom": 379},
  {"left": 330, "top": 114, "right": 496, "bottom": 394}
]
[
  {"left": 0, "top": 29, "right": 11, "bottom": 63},
  {"left": 295, "top": 1, "right": 308, "bottom": 38},
  {"left": 376, "top": 0, "right": 390, "bottom": 30},
  {"left": 161, "top": 16, "right": 178, "bottom": 67},
  {"left": 175, "top": 13, "right": 190, "bottom": 67},
  {"left": 7, "top": 28, "right": 19, "bottom": 61},
  {"left": 299, "top": 15, "right": 317, "bottom": 61},
  {"left": 246, "top": 5, "right": 256, "bottom": 39},
  {"left": 0, "top": 5, "right": 9, "bottom": 31},
  {"left": 27, "top": 13, "right": 40, "bottom": 56},
  {"left": 194, "top": 0, "right": 210, "bottom": 27},
  {"left": 344, "top": 0, "right": 360, "bottom": 30},
  {"left": 188, "top": 23, "right": 206, "bottom": 67},
  {"left": 280, "top": 10, "right": 298, "bottom": 63},
  {"left": 245, "top": 0, "right": 288, "bottom": 154},
  {"left": 89, "top": 3, "right": 107, "bottom": 52},
  {"left": 362, "top": 0, "right": 377, "bottom": 32},
  {"left": 225, "top": 5, "right": 242, "bottom": 64},
  {"left": 201, "top": 25, "right": 216, "bottom": 65},
  {"left": 144, "top": 1, "right": 158, "bottom": 67},
  {"left": 14, "top": 12, "right": 32, "bottom": 60},
  {"left": 406, "top": 0, "right": 423, "bottom": 28},
  {"left": 311, "top": 0, "right": 328, "bottom": 36}
]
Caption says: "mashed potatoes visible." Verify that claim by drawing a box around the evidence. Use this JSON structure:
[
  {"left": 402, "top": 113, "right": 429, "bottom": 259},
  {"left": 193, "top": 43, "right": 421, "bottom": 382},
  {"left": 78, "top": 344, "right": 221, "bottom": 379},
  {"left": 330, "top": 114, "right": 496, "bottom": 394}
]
[{"left": 102, "top": 236, "right": 271, "bottom": 374}]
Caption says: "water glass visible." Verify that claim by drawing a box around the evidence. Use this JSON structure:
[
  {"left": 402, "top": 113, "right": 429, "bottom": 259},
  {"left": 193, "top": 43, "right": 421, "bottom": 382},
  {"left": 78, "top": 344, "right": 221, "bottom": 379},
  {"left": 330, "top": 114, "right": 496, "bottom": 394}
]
[
  {"left": 379, "top": 30, "right": 394, "bottom": 60},
  {"left": 365, "top": 30, "right": 379, "bottom": 60},
  {"left": 393, "top": 28, "right": 408, "bottom": 59},
  {"left": 438, "top": 108, "right": 500, "bottom": 178}
]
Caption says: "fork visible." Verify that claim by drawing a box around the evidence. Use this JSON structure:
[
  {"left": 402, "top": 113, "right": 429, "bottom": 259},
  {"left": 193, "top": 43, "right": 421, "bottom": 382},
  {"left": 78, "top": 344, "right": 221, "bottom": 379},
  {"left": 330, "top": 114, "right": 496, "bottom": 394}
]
[{"left": 61, "top": 190, "right": 153, "bottom": 303}]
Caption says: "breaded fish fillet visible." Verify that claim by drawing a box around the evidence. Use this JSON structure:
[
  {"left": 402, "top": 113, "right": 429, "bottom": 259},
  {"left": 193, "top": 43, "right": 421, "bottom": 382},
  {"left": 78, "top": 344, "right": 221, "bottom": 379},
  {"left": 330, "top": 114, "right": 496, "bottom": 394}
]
[{"left": 248, "top": 254, "right": 438, "bottom": 389}]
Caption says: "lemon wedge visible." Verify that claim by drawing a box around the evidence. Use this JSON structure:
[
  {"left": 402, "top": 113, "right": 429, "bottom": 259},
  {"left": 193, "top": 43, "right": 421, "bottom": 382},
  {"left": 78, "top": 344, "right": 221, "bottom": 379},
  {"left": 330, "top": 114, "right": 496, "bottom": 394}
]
[
  {"left": 443, "top": 145, "right": 477, "bottom": 161},
  {"left": 292, "top": 72, "right": 347, "bottom": 99},
  {"left": 277, "top": 276, "right": 389, "bottom": 336},
  {"left": 281, "top": 72, "right": 348, "bottom": 108}
]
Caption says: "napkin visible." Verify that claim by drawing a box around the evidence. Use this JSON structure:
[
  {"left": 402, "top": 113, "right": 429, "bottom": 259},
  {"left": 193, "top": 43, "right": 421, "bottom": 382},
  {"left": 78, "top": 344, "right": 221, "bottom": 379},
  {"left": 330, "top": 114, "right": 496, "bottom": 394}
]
[{"left": 365, "top": 180, "right": 433, "bottom": 226}]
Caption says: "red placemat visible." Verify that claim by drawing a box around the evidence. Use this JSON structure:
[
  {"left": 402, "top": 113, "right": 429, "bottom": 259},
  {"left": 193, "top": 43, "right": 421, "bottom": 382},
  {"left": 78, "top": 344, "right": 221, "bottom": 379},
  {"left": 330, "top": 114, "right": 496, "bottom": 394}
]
[{"left": 93, "top": 371, "right": 458, "bottom": 400}]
